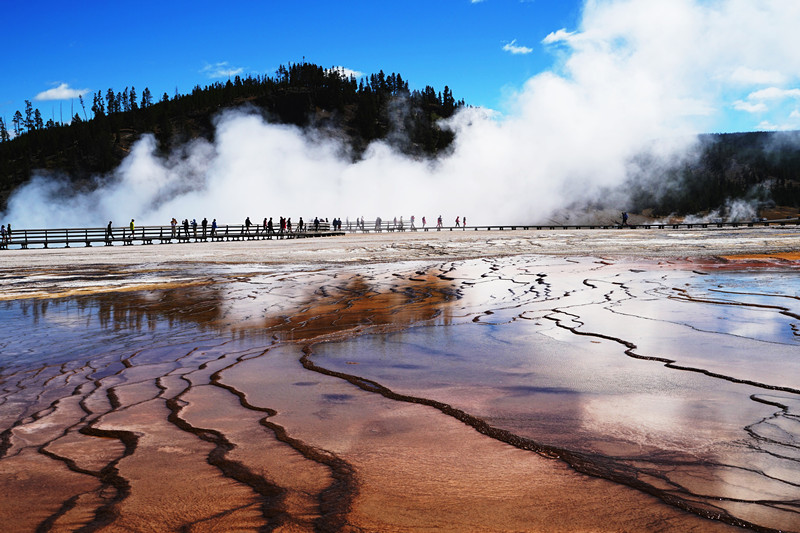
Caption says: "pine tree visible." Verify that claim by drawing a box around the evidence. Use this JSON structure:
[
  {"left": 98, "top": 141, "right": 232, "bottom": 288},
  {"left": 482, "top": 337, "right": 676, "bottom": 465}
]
[
  {"left": 92, "top": 91, "right": 105, "bottom": 117},
  {"left": 0, "top": 117, "right": 8, "bottom": 142},
  {"left": 141, "top": 87, "right": 152, "bottom": 108},
  {"left": 12, "top": 110, "right": 22, "bottom": 136},
  {"left": 442, "top": 86, "right": 455, "bottom": 117},
  {"left": 106, "top": 88, "right": 116, "bottom": 114},
  {"left": 24, "top": 100, "right": 34, "bottom": 132}
]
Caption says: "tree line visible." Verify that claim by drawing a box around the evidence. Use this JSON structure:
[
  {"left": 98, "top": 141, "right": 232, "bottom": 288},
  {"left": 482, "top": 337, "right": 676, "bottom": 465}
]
[
  {"left": 623, "top": 131, "right": 800, "bottom": 215},
  {"left": 2, "top": 61, "right": 799, "bottom": 215},
  {"left": 0, "top": 61, "right": 464, "bottom": 209}
]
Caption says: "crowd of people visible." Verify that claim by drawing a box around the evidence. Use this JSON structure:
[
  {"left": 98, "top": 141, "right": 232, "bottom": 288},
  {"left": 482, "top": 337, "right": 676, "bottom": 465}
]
[
  {"left": 156, "top": 215, "right": 470, "bottom": 238},
  {"left": 0, "top": 214, "right": 474, "bottom": 249},
  {"left": 342, "top": 215, "right": 469, "bottom": 232},
  {"left": 157, "top": 215, "right": 343, "bottom": 241}
]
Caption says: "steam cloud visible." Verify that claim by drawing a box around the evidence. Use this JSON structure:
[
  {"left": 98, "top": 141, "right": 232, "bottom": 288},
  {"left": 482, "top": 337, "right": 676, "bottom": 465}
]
[{"left": 4, "top": 0, "right": 800, "bottom": 228}]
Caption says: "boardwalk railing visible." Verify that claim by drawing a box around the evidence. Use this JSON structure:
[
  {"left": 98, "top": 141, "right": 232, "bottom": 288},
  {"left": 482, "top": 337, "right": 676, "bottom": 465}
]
[
  {"left": 0, "top": 222, "right": 337, "bottom": 250},
  {"left": 1, "top": 218, "right": 798, "bottom": 250},
  {"left": 343, "top": 217, "right": 800, "bottom": 233}
]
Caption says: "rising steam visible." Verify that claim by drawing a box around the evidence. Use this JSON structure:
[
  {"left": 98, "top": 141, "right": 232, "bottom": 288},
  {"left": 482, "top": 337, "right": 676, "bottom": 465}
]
[{"left": 4, "top": 0, "right": 799, "bottom": 228}]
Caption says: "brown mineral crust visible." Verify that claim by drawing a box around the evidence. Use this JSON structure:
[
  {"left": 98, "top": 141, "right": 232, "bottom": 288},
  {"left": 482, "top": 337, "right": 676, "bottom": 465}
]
[
  {"left": 177, "top": 351, "right": 336, "bottom": 531},
  {"left": 3, "top": 233, "right": 797, "bottom": 531},
  {"left": 220, "top": 345, "right": 742, "bottom": 532},
  {"left": 246, "top": 272, "right": 459, "bottom": 343},
  {"left": 344, "top": 417, "right": 740, "bottom": 533},
  {"left": 93, "top": 377, "right": 266, "bottom": 532},
  {"left": 720, "top": 251, "right": 800, "bottom": 262},
  {"left": 0, "top": 451, "right": 101, "bottom": 532}
]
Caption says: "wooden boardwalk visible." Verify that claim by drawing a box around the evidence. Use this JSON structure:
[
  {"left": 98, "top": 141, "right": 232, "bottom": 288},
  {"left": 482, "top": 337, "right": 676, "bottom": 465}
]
[
  {"left": 340, "top": 218, "right": 800, "bottom": 233},
  {"left": 0, "top": 223, "right": 341, "bottom": 250},
  {"left": 1, "top": 218, "right": 798, "bottom": 250}
]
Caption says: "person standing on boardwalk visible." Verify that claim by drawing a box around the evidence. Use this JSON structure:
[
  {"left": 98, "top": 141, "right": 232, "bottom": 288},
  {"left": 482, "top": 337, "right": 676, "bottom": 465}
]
[
  {"left": 1, "top": 225, "right": 6, "bottom": 246},
  {"left": 6, "top": 223, "right": 10, "bottom": 244},
  {"left": 171, "top": 218, "right": 177, "bottom": 238},
  {"left": 130, "top": 219, "right": 135, "bottom": 233},
  {"left": 622, "top": 212, "right": 629, "bottom": 227},
  {"left": 463, "top": 216, "right": 467, "bottom": 229},
  {"left": 211, "top": 219, "right": 217, "bottom": 238},
  {"left": 201, "top": 217, "right": 208, "bottom": 239},
  {"left": 183, "top": 218, "right": 190, "bottom": 239},
  {"left": 268, "top": 217, "right": 274, "bottom": 235},
  {"left": 106, "top": 221, "right": 113, "bottom": 244},
  {"left": 245, "top": 216, "right": 252, "bottom": 235},
  {"left": 437, "top": 215, "right": 442, "bottom": 230},
  {"left": 191, "top": 218, "right": 198, "bottom": 240},
  {"left": 455, "top": 216, "right": 460, "bottom": 227},
  {"left": 410, "top": 215, "right": 415, "bottom": 230},
  {"left": 422, "top": 216, "right": 426, "bottom": 229}
]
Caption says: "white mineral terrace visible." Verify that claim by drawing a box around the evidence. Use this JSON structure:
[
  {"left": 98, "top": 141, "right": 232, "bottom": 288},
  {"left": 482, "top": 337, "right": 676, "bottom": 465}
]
[{"left": 2, "top": 226, "right": 799, "bottom": 269}]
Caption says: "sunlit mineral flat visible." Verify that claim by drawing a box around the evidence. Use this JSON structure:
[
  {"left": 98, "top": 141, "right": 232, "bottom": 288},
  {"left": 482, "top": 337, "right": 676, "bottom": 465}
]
[{"left": 1, "top": 229, "right": 798, "bottom": 532}]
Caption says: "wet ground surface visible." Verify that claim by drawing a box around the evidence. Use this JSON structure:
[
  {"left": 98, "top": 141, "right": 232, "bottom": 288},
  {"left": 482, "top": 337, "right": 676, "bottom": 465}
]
[{"left": 0, "top": 251, "right": 798, "bottom": 532}]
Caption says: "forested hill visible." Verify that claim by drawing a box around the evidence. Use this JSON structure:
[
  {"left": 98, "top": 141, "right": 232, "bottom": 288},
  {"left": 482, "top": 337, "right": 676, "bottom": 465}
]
[
  {"left": 625, "top": 131, "right": 800, "bottom": 216},
  {"left": 0, "top": 62, "right": 464, "bottom": 209},
  {"left": 1, "top": 61, "right": 800, "bottom": 216}
]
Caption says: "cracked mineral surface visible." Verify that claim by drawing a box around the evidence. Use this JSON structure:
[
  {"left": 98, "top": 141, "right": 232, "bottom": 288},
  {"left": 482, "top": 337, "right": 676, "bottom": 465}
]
[{"left": 1, "top": 228, "right": 798, "bottom": 532}]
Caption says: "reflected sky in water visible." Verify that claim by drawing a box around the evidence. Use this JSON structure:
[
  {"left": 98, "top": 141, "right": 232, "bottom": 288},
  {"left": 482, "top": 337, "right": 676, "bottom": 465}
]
[{"left": 1, "top": 256, "right": 798, "bottom": 531}]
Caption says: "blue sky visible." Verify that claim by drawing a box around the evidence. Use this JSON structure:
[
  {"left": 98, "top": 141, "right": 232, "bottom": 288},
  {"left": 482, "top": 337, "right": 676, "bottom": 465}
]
[
  {"left": 4, "top": 0, "right": 800, "bottom": 227},
  {"left": 1, "top": 0, "right": 579, "bottom": 126},
  {"left": 3, "top": 0, "right": 800, "bottom": 135}
]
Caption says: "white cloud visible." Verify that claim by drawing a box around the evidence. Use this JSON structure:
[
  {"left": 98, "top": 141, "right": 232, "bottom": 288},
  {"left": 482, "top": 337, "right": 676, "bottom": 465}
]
[
  {"left": 728, "top": 66, "right": 786, "bottom": 86},
  {"left": 733, "top": 100, "right": 767, "bottom": 113},
  {"left": 732, "top": 85, "right": 800, "bottom": 116},
  {"left": 34, "top": 83, "right": 90, "bottom": 101},
  {"left": 747, "top": 87, "right": 800, "bottom": 101},
  {"left": 327, "top": 66, "right": 364, "bottom": 79},
  {"left": 502, "top": 39, "right": 533, "bottom": 55},
  {"left": 542, "top": 28, "right": 576, "bottom": 44},
  {"left": 756, "top": 120, "right": 781, "bottom": 131},
  {"left": 201, "top": 62, "right": 245, "bottom": 79}
]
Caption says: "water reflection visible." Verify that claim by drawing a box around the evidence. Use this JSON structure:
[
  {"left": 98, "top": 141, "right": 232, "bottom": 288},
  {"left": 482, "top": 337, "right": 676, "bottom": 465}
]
[
  {"left": 312, "top": 258, "right": 800, "bottom": 532},
  {"left": 1, "top": 257, "right": 799, "bottom": 531}
]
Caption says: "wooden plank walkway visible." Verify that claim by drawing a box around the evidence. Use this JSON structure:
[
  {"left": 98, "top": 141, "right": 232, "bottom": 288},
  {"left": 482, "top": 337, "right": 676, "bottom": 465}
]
[
  {"left": 0, "top": 223, "right": 341, "bottom": 250},
  {"left": 342, "top": 218, "right": 800, "bottom": 233},
  {"left": 1, "top": 218, "right": 798, "bottom": 250}
]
